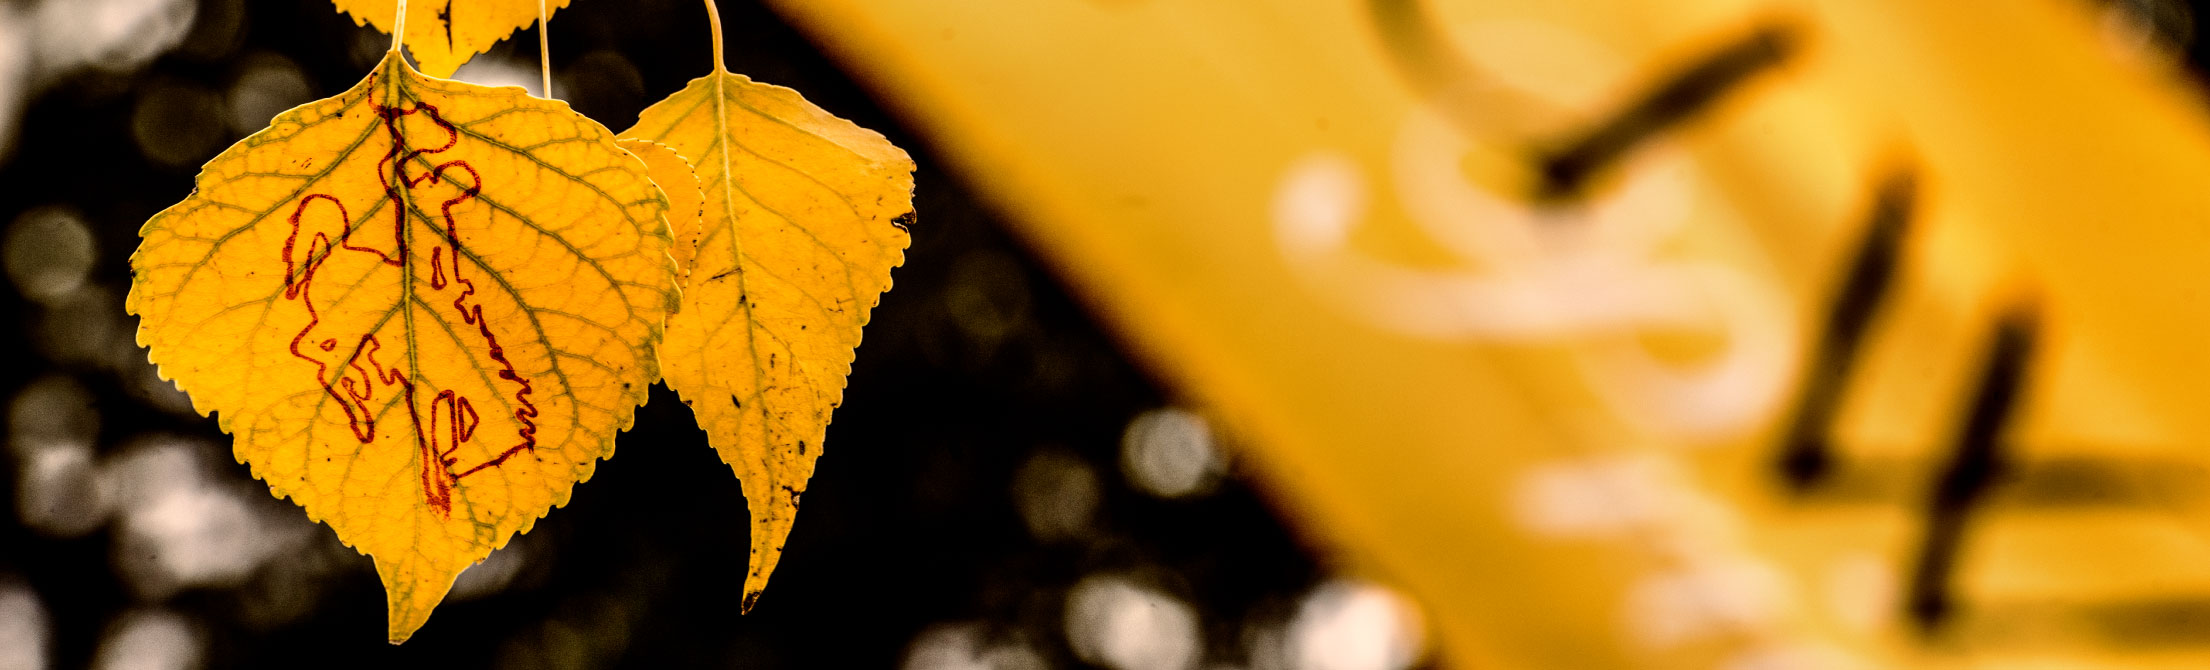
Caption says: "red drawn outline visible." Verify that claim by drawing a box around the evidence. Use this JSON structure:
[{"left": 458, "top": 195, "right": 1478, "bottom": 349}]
[{"left": 281, "top": 100, "right": 540, "bottom": 518}]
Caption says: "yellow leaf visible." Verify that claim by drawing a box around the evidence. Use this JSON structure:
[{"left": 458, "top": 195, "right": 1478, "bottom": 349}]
[
  {"left": 771, "top": 0, "right": 2210, "bottom": 666},
  {"left": 127, "top": 52, "right": 677, "bottom": 643},
  {"left": 332, "top": 0, "right": 571, "bottom": 79},
  {"left": 620, "top": 69, "right": 913, "bottom": 610},
  {"left": 617, "top": 139, "right": 705, "bottom": 282}
]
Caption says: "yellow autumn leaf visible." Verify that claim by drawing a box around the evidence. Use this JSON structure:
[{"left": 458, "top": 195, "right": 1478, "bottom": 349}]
[
  {"left": 127, "top": 51, "right": 677, "bottom": 643},
  {"left": 332, "top": 0, "right": 571, "bottom": 78},
  {"left": 617, "top": 139, "right": 705, "bottom": 281},
  {"left": 775, "top": 0, "right": 2210, "bottom": 666},
  {"left": 620, "top": 60, "right": 914, "bottom": 608}
]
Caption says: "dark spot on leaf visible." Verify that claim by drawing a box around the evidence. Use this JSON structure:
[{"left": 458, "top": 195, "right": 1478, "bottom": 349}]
[{"left": 438, "top": 1, "right": 454, "bottom": 49}]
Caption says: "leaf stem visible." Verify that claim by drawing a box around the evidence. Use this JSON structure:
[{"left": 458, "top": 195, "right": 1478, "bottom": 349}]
[
  {"left": 704, "top": 0, "right": 725, "bottom": 73},
  {"left": 539, "top": 0, "right": 553, "bottom": 98},
  {"left": 391, "top": 0, "right": 408, "bottom": 55}
]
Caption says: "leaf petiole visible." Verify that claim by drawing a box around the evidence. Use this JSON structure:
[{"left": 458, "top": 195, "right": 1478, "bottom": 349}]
[
  {"left": 391, "top": 0, "right": 408, "bottom": 55},
  {"left": 539, "top": 0, "right": 553, "bottom": 98},
  {"left": 704, "top": 0, "right": 725, "bottom": 73}
]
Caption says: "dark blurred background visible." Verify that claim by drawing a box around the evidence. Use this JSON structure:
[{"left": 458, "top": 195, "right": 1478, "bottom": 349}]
[{"left": 0, "top": 0, "right": 2198, "bottom": 668}]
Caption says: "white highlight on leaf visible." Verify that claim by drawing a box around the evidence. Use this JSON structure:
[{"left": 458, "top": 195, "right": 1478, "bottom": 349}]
[
  {"left": 1625, "top": 556, "right": 1792, "bottom": 648},
  {"left": 1510, "top": 453, "right": 1804, "bottom": 651},
  {"left": 1721, "top": 643, "right": 1869, "bottom": 670},
  {"left": 451, "top": 55, "right": 545, "bottom": 99},
  {"left": 1511, "top": 454, "right": 1679, "bottom": 538},
  {"left": 1822, "top": 554, "right": 1897, "bottom": 634},
  {"left": 1452, "top": 19, "right": 1626, "bottom": 116},
  {"left": 1268, "top": 19, "right": 1798, "bottom": 439}
]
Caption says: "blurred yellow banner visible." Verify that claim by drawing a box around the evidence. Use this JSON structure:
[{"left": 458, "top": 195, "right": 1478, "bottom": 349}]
[{"left": 771, "top": 0, "right": 2210, "bottom": 666}]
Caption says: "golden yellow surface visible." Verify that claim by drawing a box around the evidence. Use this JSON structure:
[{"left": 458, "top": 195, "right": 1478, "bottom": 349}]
[
  {"left": 127, "top": 52, "right": 676, "bottom": 642},
  {"left": 332, "top": 0, "right": 572, "bottom": 78},
  {"left": 769, "top": 0, "right": 2210, "bottom": 666},
  {"left": 618, "top": 139, "right": 706, "bottom": 281},
  {"left": 620, "top": 69, "right": 914, "bottom": 610}
]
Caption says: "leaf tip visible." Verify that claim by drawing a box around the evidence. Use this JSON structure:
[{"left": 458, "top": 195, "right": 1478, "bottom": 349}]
[
  {"left": 385, "top": 606, "right": 426, "bottom": 645},
  {"left": 375, "top": 555, "right": 461, "bottom": 644}
]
